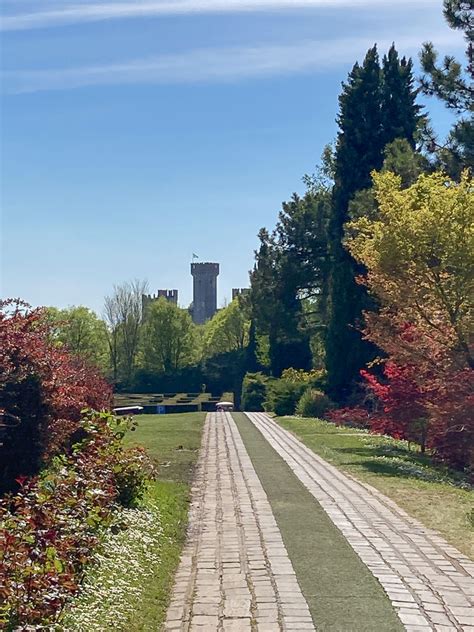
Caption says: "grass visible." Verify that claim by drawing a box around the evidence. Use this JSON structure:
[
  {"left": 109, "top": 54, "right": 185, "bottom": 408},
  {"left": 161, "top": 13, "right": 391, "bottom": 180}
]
[
  {"left": 233, "top": 413, "right": 404, "bottom": 631},
  {"left": 277, "top": 416, "right": 474, "bottom": 559},
  {"left": 122, "top": 412, "right": 206, "bottom": 630},
  {"left": 62, "top": 412, "right": 205, "bottom": 631}
]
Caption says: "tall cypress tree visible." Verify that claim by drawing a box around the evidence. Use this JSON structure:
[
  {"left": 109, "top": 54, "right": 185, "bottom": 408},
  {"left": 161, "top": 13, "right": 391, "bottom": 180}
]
[
  {"left": 326, "top": 44, "right": 420, "bottom": 401},
  {"left": 381, "top": 45, "right": 421, "bottom": 149}
]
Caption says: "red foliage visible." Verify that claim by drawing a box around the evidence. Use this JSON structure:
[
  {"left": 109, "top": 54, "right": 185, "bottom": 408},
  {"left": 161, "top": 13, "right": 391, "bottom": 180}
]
[
  {"left": 360, "top": 360, "right": 473, "bottom": 469},
  {"left": 361, "top": 362, "right": 432, "bottom": 444},
  {"left": 327, "top": 406, "right": 371, "bottom": 429},
  {"left": 0, "top": 300, "right": 112, "bottom": 491}
]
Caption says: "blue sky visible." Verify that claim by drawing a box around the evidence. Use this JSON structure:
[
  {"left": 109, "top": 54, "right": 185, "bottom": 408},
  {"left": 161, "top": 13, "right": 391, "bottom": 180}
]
[{"left": 0, "top": 0, "right": 463, "bottom": 313}]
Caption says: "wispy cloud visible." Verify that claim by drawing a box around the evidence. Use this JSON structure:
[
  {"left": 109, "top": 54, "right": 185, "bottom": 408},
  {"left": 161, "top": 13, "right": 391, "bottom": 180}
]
[
  {"left": 3, "top": 32, "right": 461, "bottom": 94},
  {"left": 1, "top": 0, "right": 441, "bottom": 32}
]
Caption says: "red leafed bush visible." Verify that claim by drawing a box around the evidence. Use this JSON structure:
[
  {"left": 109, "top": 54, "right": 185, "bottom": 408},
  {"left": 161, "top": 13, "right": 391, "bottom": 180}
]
[
  {"left": 361, "top": 362, "right": 473, "bottom": 471},
  {"left": 0, "top": 300, "right": 112, "bottom": 493},
  {"left": 0, "top": 411, "right": 155, "bottom": 629},
  {"left": 427, "top": 369, "right": 474, "bottom": 471},
  {"left": 327, "top": 406, "right": 371, "bottom": 429},
  {"left": 361, "top": 362, "right": 432, "bottom": 447}
]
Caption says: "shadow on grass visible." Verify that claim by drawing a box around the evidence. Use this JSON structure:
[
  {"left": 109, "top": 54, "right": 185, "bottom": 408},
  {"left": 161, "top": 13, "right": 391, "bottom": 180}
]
[
  {"left": 356, "top": 459, "right": 421, "bottom": 478},
  {"left": 334, "top": 445, "right": 428, "bottom": 463}
]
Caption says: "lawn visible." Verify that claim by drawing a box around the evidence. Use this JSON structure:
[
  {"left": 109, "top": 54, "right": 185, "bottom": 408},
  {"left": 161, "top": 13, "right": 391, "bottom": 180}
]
[
  {"left": 277, "top": 416, "right": 473, "bottom": 559},
  {"left": 123, "top": 412, "right": 205, "bottom": 630},
  {"left": 63, "top": 412, "right": 205, "bottom": 630}
]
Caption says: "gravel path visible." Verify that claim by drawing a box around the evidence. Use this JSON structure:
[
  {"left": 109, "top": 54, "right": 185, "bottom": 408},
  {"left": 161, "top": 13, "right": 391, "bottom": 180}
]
[
  {"left": 245, "top": 412, "right": 474, "bottom": 632},
  {"left": 164, "top": 412, "right": 314, "bottom": 631}
]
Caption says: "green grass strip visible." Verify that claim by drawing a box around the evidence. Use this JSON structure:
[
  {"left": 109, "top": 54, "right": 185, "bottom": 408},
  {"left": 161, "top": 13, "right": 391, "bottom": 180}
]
[
  {"left": 124, "top": 412, "right": 205, "bottom": 631},
  {"left": 233, "top": 413, "right": 404, "bottom": 632},
  {"left": 277, "top": 416, "right": 473, "bottom": 558}
]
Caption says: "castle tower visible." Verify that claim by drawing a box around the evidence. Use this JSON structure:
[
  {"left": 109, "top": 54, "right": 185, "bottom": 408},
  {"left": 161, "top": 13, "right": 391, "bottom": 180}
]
[{"left": 191, "top": 262, "right": 219, "bottom": 324}]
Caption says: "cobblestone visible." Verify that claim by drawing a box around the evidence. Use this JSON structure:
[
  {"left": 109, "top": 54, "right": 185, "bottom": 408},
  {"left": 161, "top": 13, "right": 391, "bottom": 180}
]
[
  {"left": 164, "top": 412, "right": 314, "bottom": 631},
  {"left": 246, "top": 412, "right": 474, "bottom": 632}
]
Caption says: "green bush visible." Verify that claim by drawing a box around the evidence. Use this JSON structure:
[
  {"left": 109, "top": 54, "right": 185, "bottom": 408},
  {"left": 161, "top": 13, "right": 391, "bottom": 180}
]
[
  {"left": 264, "top": 379, "right": 306, "bottom": 416},
  {"left": 241, "top": 372, "right": 268, "bottom": 411},
  {"left": 296, "top": 388, "right": 332, "bottom": 418}
]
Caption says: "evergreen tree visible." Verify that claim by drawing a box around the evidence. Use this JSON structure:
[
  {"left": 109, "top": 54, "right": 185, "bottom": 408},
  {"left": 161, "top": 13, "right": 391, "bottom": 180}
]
[
  {"left": 250, "top": 228, "right": 312, "bottom": 376},
  {"left": 419, "top": 0, "right": 473, "bottom": 176},
  {"left": 381, "top": 46, "right": 422, "bottom": 149},
  {"left": 326, "top": 45, "right": 420, "bottom": 401}
]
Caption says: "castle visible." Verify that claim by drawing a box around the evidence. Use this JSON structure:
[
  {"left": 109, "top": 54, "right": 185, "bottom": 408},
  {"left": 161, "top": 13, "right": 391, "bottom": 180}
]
[{"left": 142, "top": 262, "right": 247, "bottom": 325}]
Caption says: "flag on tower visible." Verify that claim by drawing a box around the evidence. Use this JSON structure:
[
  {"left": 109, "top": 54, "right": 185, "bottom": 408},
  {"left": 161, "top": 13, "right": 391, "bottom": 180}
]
[{"left": 192, "top": 253, "right": 199, "bottom": 260}]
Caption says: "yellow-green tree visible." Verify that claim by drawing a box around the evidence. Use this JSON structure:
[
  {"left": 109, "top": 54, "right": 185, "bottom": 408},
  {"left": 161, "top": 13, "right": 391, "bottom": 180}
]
[
  {"left": 346, "top": 170, "right": 473, "bottom": 368},
  {"left": 202, "top": 299, "right": 250, "bottom": 358},
  {"left": 140, "top": 298, "right": 199, "bottom": 373},
  {"left": 44, "top": 305, "right": 108, "bottom": 370}
]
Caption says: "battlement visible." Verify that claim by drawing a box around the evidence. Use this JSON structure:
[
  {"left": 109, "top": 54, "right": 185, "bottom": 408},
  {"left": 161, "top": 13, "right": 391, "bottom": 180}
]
[
  {"left": 157, "top": 289, "right": 178, "bottom": 302},
  {"left": 232, "top": 288, "right": 250, "bottom": 300},
  {"left": 142, "top": 290, "right": 179, "bottom": 318},
  {"left": 191, "top": 262, "right": 220, "bottom": 276}
]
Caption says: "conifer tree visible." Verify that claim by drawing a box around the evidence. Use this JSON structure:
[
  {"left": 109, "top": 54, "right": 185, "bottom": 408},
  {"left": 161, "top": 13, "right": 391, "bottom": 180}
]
[
  {"left": 326, "top": 44, "right": 420, "bottom": 401},
  {"left": 419, "top": 0, "right": 473, "bottom": 176}
]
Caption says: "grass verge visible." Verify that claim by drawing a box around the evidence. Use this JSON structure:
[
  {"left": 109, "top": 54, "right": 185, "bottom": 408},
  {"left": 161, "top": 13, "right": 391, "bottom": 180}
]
[
  {"left": 63, "top": 412, "right": 205, "bottom": 631},
  {"left": 124, "top": 412, "right": 205, "bottom": 630},
  {"left": 233, "top": 413, "right": 404, "bottom": 632},
  {"left": 277, "top": 416, "right": 473, "bottom": 559}
]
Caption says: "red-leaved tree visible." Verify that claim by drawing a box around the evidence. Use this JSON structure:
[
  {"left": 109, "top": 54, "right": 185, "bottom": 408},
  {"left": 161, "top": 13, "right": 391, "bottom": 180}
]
[{"left": 0, "top": 300, "right": 112, "bottom": 493}]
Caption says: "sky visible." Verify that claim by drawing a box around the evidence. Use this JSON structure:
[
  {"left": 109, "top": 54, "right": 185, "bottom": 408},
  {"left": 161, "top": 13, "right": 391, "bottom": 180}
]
[{"left": 0, "top": 0, "right": 464, "bottom": 313}]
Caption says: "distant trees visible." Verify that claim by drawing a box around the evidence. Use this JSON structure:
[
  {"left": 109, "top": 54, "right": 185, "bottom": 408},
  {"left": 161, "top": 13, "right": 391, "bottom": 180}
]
[
  {"left": 141, "top": 298, "right": 198, "bottom": 373},
  {"left": 202, "top": 298, "right": 250, "bottom": 358},
  {"left": 103, "top": 279, "right": 148, "bottom": 384},
  {"left": 44, "top": 306, "right": 108, "bottom": 370}
]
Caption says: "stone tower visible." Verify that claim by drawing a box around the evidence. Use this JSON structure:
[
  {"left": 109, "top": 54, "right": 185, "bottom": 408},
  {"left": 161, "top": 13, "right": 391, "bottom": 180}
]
[{"left": 191, "top": 262, "right": 219, "bottom": 324}]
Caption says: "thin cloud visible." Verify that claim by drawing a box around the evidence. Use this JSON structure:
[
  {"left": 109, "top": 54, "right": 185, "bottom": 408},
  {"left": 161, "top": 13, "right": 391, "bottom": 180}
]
[
  {"left": 1, "top": 0, "right": 441, "bottom": 32},
  {"left": 3, "top": 32, "right": 460, "bottom": 94}
]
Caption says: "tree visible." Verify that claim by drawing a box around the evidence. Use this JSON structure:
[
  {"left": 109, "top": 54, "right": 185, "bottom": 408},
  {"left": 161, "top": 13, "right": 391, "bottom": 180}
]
[
  {"left": 347, "top": 170, "right": 473, "bottom": 369},
  {"left": 381, "top": 45, "right": 422, "bottom": 150},
  {"left": 325, "top": 44, "right": 421, "bottom": 400},
  {"left": 141, "top": 298, "right": 198, "bottom": 373},
  {"left": 0, "top": 300, "right": 111, "bottom": 493},
  {"left": 44, "top": 306, "right": 108, "bottom": 371},
  {"left": 250, "top": 227, "right": 313, "bottom": 376},
  {"left": 346, "top": 170, "right": 473, "bottom": 468},
  {"left": 203, "top": 298, "right": 250, "bottom": 358},
  {"left": 103, "top": 279, "right": 148, "bottom": 385},
  {"left": 249, "top": 163, "right": 333, "bottom": 377},
  {"left": 419, "top": 0, "right": 474, "bottom": 176}
]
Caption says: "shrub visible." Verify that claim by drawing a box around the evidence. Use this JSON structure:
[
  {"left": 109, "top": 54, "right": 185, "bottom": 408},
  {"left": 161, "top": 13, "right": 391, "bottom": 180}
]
[
  {"left": 296, "top": 389, "right": 332, "bottom": 418},
  {"left": 281, "top": 368, "right": 328, "bottom": 390},
  {"left": 0, "top": 411, "right": 155, "bottom": 629},
  {"left": 0, "top": 300, "right": 112, "bottom": 493},
  {"left": 327, "top": 406, "right": 371, "bottom": 429},
  {"left": 264, "top": 379, "right": 306, "bottom": 416},
  {"left": 241, "top": 372, "right": 269, "bottom": 411}
]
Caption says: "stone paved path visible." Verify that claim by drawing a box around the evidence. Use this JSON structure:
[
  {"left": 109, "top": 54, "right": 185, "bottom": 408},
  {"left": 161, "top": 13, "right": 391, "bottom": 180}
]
[
  {"left": 164, "top": 412, "right": 314, "bottom": 631},
  {"left": 245, "top": 412, "right": 474, "bottom": 632}
]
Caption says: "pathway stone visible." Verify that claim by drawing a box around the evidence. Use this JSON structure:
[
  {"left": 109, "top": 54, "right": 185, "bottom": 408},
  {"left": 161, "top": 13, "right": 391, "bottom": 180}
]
[
  {"left": 245, "top": 412, "right": 474, "bottom": 632},
  {"left": 164, "top": 412, "right": 314, "bottom": 631}
]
